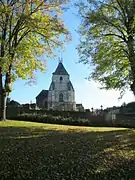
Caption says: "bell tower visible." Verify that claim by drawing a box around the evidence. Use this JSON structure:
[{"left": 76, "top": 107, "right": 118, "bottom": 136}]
[{"left": 48, "top": 60, "right": 76, "bottom": 111}]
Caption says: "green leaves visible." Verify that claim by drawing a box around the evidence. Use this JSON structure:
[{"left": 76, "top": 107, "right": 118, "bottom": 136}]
[
  {"left": 77, "top": 0, "right": 135, "bottom": 96},
  {"left": 0, "top": 0, "right": 70, "bottom": 82}
]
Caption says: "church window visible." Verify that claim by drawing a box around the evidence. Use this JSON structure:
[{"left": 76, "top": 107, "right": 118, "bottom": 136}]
[
  {"left": 59, "top": 93, "right": 64, "bottom": 102},
  {"left": 60, "top": 76, "right": 63, "bottom": 82}
]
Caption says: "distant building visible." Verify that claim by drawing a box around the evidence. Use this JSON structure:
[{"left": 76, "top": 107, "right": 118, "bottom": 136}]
[
  {"left": 7, "top": 100, "right": 20, "bottom": 107},
  {"left": 36, "top": 61, "right": 76, "bottom": 111},
  {"left": 76, "top": 104, "right": 85, "bottom": 112},
  {"left": 36, "top": 90, "right": 48, "bottom": 109}
]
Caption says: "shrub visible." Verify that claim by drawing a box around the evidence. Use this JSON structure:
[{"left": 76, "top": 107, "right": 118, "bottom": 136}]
[
  {"left": 15, "top": 113, "right": 91, "bottom": 126},
  {"left": 10, "top": 112, "right": 135, "bottom": 128}
]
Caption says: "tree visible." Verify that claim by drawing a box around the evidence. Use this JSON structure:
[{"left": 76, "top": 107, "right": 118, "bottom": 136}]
[
  {"left": 77, "top": 0, "right": 135, "bottom": 97},
  {"left": 0, "top": 0, "right": 69, "bottom": 120}
]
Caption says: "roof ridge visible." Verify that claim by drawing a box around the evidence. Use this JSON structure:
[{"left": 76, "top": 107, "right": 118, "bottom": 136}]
[{"left": 53, "top": 62, "right": 69, "bottom": 75}]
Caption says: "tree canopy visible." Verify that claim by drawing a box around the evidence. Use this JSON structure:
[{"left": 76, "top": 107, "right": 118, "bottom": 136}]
[
  {"left": 77, "top": 0, "right": 135, "bottom": 97},
  {"left": 0, "top": 0, "right": 69, "bottom": 82},
  {"left": 0, "top": 0, "right": 69, "bottom": 120}
]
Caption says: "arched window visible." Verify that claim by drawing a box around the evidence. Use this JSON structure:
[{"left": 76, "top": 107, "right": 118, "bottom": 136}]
[
  {"left": 60, "top": 76, "right": 63, "bottom": 82},
  {"left": 59, "top": 93, "right": 64, "bottom": 102}
]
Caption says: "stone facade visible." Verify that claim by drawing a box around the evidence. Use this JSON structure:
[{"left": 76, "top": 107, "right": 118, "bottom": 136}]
[
  {"left": 36, "top": 61, "right": 76, "bottom": 111},
  {"left": 76, "top": 104, "right": 85, "bottom": 112}
]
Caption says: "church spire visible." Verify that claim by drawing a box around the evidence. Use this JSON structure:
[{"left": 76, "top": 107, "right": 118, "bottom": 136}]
[
  {"left": 53, "top": 57, "right": 69, "bottom": 75},
  {"left": 59, "top": 56, "right": 63, "bottom": 63}
]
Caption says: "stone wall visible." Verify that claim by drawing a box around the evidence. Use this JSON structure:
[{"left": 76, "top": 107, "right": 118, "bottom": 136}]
[
  {"left": 47, "top": 102, "right": 76, "bottom": 111},
  {"left": 48, "top": 74, "right": 75, "bottom": 111},
  {"left": 1, "top": 107, "right": 135, "bottom": 128},
  {"left": 5, "top": 107, "right": 104, "bottom": 121}
]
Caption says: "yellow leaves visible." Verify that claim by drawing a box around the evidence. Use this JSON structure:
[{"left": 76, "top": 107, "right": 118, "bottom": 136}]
[{"left": 0, "top": 0, "right": 70, "bottom": 83}]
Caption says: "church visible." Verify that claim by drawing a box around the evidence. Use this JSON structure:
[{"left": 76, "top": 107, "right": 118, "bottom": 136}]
[{"left": 36, "top": 60, "right": 76, "bottom": 111}]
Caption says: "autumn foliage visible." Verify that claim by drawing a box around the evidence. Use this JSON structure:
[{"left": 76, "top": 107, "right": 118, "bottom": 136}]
[{"left": 0, "top": 0, "right": 69, "bottom": 120}]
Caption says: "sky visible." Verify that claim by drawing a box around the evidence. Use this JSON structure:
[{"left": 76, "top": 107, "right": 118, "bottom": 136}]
[{"left": 10, "top": 3, "right": 134, "bottom": 110}]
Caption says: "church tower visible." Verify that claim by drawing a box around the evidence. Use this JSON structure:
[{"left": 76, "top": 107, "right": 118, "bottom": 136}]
[{"left": 48, "top": 61, "right": 76, "bottom": 111}]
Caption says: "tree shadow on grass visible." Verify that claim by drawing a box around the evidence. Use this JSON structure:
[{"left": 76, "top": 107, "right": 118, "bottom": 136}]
[{"left": 0, "top": 126, "right": 135, "bottom": 180}]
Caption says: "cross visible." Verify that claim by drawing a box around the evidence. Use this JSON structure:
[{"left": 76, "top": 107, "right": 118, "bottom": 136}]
[{"left": 59, "top": 52, "right": 63, "bottom": 63}]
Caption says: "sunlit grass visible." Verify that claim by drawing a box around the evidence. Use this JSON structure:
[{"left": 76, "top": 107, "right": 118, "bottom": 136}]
[
  {"left": 0, "top": 120, "right": 135, "bottom": 180},
  {"left": 0, "top": 120, "right": 127, "bottom": 132}
]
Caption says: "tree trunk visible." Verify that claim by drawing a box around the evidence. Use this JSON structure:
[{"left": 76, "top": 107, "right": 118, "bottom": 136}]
[
  {"left": 0, "top": 70, "right": 12, "bottom": 121},
  {"left": 131, "top": 81, "right": 135, "bottom": 96},
  {"left": 127, "top": 35, "right": 135, "bottom": 96},
  {"left": 0, "top": 70, "right": 3, "bottom": 121},
  {"left": 0, "top": 92, "right": 7, "bottom": 121}
]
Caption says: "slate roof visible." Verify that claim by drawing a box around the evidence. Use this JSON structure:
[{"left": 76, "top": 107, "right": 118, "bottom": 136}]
[
  {"left": 49, "top": 81, "right": 55, "bottom": 90},
  {"left": 36, "top": 90, "right": 48, "bottom": 100},
  {"left": 8, "top": 100, "right": 20, "bottom": 107},
  {"left": 76, "top": 104, "right": 83, "bottom": 107},
  {"left": 53, "top": 62, "right": 69, "bottom": 75},
  {"left": 67, "top": 81, "right": 74, "bottom": 91}
]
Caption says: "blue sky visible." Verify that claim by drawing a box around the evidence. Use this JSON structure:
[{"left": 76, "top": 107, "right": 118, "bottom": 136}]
[{"left": 10, "top": 3, "right": 134, "bottom": 109}]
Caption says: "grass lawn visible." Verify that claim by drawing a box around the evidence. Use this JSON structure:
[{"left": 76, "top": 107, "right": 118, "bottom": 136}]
[{"left": 0, "top": 120, "right": 135, "bottom": 180}]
